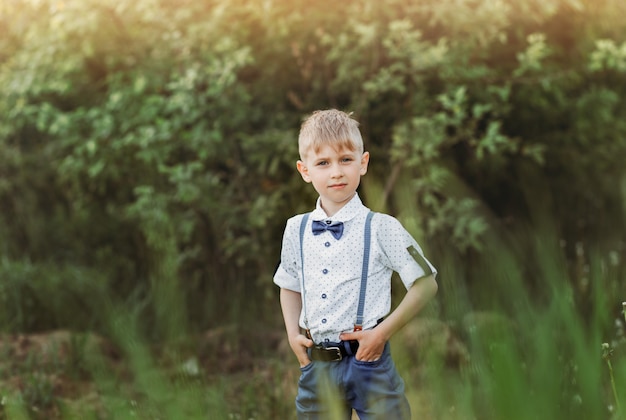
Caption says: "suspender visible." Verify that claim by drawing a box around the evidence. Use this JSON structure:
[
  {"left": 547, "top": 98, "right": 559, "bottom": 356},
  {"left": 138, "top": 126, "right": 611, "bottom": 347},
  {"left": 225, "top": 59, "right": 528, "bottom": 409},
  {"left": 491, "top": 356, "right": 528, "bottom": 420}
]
[
  {"left": 299, "top": 211, "right": 374, "bottom": 341},
  {"left": 354, "top": 211, "right": 374, "bottom": 331},
  {"left": 299, "top": 213, "right": 311, "bottom": 336}
]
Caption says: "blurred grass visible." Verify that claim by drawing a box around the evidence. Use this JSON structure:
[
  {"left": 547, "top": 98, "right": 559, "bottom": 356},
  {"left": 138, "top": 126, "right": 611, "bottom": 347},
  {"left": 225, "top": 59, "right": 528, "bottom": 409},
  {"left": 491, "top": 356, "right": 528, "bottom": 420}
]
[
  {"left": 0, "top": 220, "right": 625, "bottom": 419},
  {"left": 0, "top": 278, "right": 621, "bottom": 418}
]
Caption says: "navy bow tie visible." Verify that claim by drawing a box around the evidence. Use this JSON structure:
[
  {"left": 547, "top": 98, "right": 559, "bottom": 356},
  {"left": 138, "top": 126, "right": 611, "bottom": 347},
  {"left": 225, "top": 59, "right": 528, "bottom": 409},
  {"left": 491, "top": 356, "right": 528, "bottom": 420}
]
[{"left": 312, "top": 220, "right": 344, "bottom": 240}]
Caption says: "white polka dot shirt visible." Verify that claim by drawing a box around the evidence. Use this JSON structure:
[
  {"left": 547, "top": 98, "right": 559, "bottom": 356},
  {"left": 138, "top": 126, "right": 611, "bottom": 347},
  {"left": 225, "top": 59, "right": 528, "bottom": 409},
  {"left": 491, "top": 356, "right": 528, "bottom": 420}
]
[{"left": 274, "top": 194, "right": 437, "bottom": 343}]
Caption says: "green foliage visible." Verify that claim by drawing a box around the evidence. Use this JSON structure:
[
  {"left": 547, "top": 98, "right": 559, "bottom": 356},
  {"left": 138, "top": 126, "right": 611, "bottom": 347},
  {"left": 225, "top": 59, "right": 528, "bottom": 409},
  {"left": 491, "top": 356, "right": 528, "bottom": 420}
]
[
  {"left": 0, "top": 0, "right": 625, "bottom": 344},
  {"left": 0, "top": 259, "right": 110, "bottom": 333}
]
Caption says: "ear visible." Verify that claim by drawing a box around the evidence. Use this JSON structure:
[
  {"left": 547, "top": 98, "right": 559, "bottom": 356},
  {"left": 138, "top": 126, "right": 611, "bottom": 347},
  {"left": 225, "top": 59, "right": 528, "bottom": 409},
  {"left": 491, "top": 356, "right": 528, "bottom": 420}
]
[
  {"left": 359, "top": 151, "right": 370, "bottom": 176},
  {"left": 297, "top": 160, "right": 312, "bottom": 183}
]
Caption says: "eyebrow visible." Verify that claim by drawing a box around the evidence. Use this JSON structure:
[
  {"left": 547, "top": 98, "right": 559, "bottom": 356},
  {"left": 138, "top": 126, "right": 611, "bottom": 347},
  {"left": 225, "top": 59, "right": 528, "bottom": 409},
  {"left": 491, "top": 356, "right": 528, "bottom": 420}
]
[{"left": 314, "top": 153, "right": 353, "bottom": 161}]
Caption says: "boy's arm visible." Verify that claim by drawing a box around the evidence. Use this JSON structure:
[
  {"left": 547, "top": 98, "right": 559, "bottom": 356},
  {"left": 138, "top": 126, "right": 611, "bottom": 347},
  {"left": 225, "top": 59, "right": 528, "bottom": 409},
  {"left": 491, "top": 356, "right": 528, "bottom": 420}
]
[
  {"left": 340, "top": 274, "right": 438, "bottom": 362},
  {"left": 280, "top": 288, "right": 314, "bottom": 367}
]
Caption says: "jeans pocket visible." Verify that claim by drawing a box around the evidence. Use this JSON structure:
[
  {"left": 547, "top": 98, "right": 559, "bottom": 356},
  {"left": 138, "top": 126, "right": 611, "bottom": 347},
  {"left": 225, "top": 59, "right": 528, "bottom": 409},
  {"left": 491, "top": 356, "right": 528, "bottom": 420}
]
[
  {"left": 353, "top": 341, "right": 390, "bottom": 366},
  {"left": 353, "top": 356, "right": 385, "bottom": 367},
  {"left": 300, "top": 361, "right": 314, "bottom": 371}
]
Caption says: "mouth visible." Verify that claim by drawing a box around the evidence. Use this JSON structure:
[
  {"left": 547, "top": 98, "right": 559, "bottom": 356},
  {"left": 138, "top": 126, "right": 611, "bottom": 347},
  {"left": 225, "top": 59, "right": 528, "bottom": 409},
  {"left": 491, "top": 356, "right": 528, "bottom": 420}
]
[{"left": 329, "top": 183, "right": 347, "bottom": 189}]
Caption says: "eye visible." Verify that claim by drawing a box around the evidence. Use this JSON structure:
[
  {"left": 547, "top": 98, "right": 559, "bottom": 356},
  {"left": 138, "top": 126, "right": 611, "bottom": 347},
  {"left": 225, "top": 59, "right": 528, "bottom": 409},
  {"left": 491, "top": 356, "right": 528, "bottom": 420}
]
[
  {"left": 316, "top": 160, "right": 328, "bottom": 166},
  {"left": 341, "top": 157, "right": 353, "bottom": 163}
]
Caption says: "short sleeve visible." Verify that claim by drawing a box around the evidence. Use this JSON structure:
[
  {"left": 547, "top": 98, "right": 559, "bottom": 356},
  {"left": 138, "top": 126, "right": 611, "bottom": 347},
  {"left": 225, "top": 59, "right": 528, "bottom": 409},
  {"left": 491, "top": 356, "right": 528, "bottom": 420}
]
[
  {"left": 375, "top": 214, "right": 437, "bottom": 289},
  {"left": 273, "top": 215, "right": 304, "bottom": 292}
]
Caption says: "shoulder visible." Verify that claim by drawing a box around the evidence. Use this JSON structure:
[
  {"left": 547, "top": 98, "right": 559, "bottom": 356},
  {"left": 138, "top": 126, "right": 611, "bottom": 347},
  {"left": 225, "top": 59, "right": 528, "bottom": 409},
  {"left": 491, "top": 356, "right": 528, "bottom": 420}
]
[
  {"left": 286, "top": 212, "right": 312, "bottom": 225},
  {"left": 370, "top": 212, "right": 416, "bottom": 244},
  {"left": 371, "top": 212, "right": 404, "bottom": 231},
  {"left": 284, "top": 212, "right": 312, "bottom": 235}
]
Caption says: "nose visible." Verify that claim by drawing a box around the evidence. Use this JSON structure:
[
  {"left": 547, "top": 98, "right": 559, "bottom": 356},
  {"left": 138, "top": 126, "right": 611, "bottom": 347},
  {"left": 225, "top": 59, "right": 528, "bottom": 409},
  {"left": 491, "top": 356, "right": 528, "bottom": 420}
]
[{"left": 330, "top": 164, "right": 343, "bottom": 178}]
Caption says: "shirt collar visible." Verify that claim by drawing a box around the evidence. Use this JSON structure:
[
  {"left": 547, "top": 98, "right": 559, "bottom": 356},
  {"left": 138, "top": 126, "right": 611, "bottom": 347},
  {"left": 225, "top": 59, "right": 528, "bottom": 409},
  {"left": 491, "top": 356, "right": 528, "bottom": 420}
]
[{"left": 311, "top": 193, "right": 368, "bottom": 223}]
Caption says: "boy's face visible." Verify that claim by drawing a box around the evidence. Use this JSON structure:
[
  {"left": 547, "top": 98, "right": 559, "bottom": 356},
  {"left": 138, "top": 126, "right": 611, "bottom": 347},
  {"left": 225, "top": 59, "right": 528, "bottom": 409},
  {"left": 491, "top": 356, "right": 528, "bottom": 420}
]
[{"left": 297, "top": 144, "right": 369, "bottom": 216}]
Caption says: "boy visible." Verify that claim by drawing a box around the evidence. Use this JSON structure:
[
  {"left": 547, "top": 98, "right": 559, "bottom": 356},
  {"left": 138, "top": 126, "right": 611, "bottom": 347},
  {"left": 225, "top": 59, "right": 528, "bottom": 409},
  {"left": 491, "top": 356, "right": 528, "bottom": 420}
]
[{"left": 274, "top": 109, "right": 438, "bottom": 419}]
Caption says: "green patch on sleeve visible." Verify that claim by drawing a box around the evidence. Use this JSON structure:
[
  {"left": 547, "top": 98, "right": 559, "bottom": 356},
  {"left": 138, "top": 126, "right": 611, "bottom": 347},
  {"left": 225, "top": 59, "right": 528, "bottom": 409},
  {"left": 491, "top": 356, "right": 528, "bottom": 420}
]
[{"left": 407, "top": 245, "right": 433, "bottom": 276}]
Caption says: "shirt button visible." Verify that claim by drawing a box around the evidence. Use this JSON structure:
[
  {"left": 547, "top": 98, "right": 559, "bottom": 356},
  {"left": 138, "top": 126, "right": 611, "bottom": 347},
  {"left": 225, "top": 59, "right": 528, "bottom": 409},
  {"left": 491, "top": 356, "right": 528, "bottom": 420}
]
[
  {"left": 324, "top": 242, "right": 331, "bottom": 247},
  {"left": 321, "top": 318, "right": 327, "bottom": 324},
  {"left": 322, "top": 269, "right": 328, "bottom": 274},
  {"left": 321, "top": 293, "right": 327, "bottom": 299}
]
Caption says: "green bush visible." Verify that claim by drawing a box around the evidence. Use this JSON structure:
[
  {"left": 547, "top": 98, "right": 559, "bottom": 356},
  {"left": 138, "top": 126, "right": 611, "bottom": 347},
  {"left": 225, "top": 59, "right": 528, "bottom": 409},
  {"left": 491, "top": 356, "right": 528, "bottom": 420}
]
[
  {"left": 0, "top": 259, "right": 110, "bottom": 333},
  {"left": 0, "top": 0, "right": 624, "bottom": 337}
]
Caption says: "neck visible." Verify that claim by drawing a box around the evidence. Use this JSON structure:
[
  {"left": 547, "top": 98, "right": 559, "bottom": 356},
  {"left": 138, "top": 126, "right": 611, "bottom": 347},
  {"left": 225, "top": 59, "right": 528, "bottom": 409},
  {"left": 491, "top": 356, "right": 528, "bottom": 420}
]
[{"left": 320, "top": 193, "right": 355, "bottom": 217}]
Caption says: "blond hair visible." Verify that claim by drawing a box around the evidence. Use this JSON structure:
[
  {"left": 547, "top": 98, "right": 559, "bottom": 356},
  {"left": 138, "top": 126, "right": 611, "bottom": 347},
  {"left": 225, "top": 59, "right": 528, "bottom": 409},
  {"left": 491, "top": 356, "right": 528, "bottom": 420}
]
[{"left": 298, "top": 109, "right": 364, "bottom": 159}]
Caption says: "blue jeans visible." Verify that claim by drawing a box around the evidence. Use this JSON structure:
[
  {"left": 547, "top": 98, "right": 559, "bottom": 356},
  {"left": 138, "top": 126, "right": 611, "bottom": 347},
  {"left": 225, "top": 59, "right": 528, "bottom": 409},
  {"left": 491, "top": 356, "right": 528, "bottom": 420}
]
[{"left": 296, "top": 342, "right": 410, "bottom": 420}]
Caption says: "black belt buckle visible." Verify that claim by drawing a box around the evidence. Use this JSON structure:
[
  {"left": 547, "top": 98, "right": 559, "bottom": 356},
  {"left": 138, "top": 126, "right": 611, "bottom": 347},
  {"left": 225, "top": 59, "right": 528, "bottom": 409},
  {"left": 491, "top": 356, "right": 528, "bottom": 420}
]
[
  {"left": 311, "top": 346, "right": 342, "bottom": 362},
  {"left": 324, "top": 346, "right": 342, "bottom": 361}
]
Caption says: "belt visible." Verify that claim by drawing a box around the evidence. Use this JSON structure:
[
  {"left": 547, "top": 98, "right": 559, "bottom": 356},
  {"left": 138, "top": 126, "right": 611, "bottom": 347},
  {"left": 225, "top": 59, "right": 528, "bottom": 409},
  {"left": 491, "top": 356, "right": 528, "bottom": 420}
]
[{"left": 309, "top": 340, "right": 359, "bottom": 362}]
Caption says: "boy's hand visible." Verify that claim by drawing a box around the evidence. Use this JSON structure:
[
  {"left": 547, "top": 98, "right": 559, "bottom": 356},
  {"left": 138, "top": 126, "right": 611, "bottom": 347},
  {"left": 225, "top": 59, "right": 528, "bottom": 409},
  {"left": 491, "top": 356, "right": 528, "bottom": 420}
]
[
  {"left": 339, "top": 329, "right": 386, "bottom": 362},
  {"left": 289, "top": 333, "right": 314, "bottom": 367},
  {"left": 340, "top": 275, "right": 439, "bottom": 363}
]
